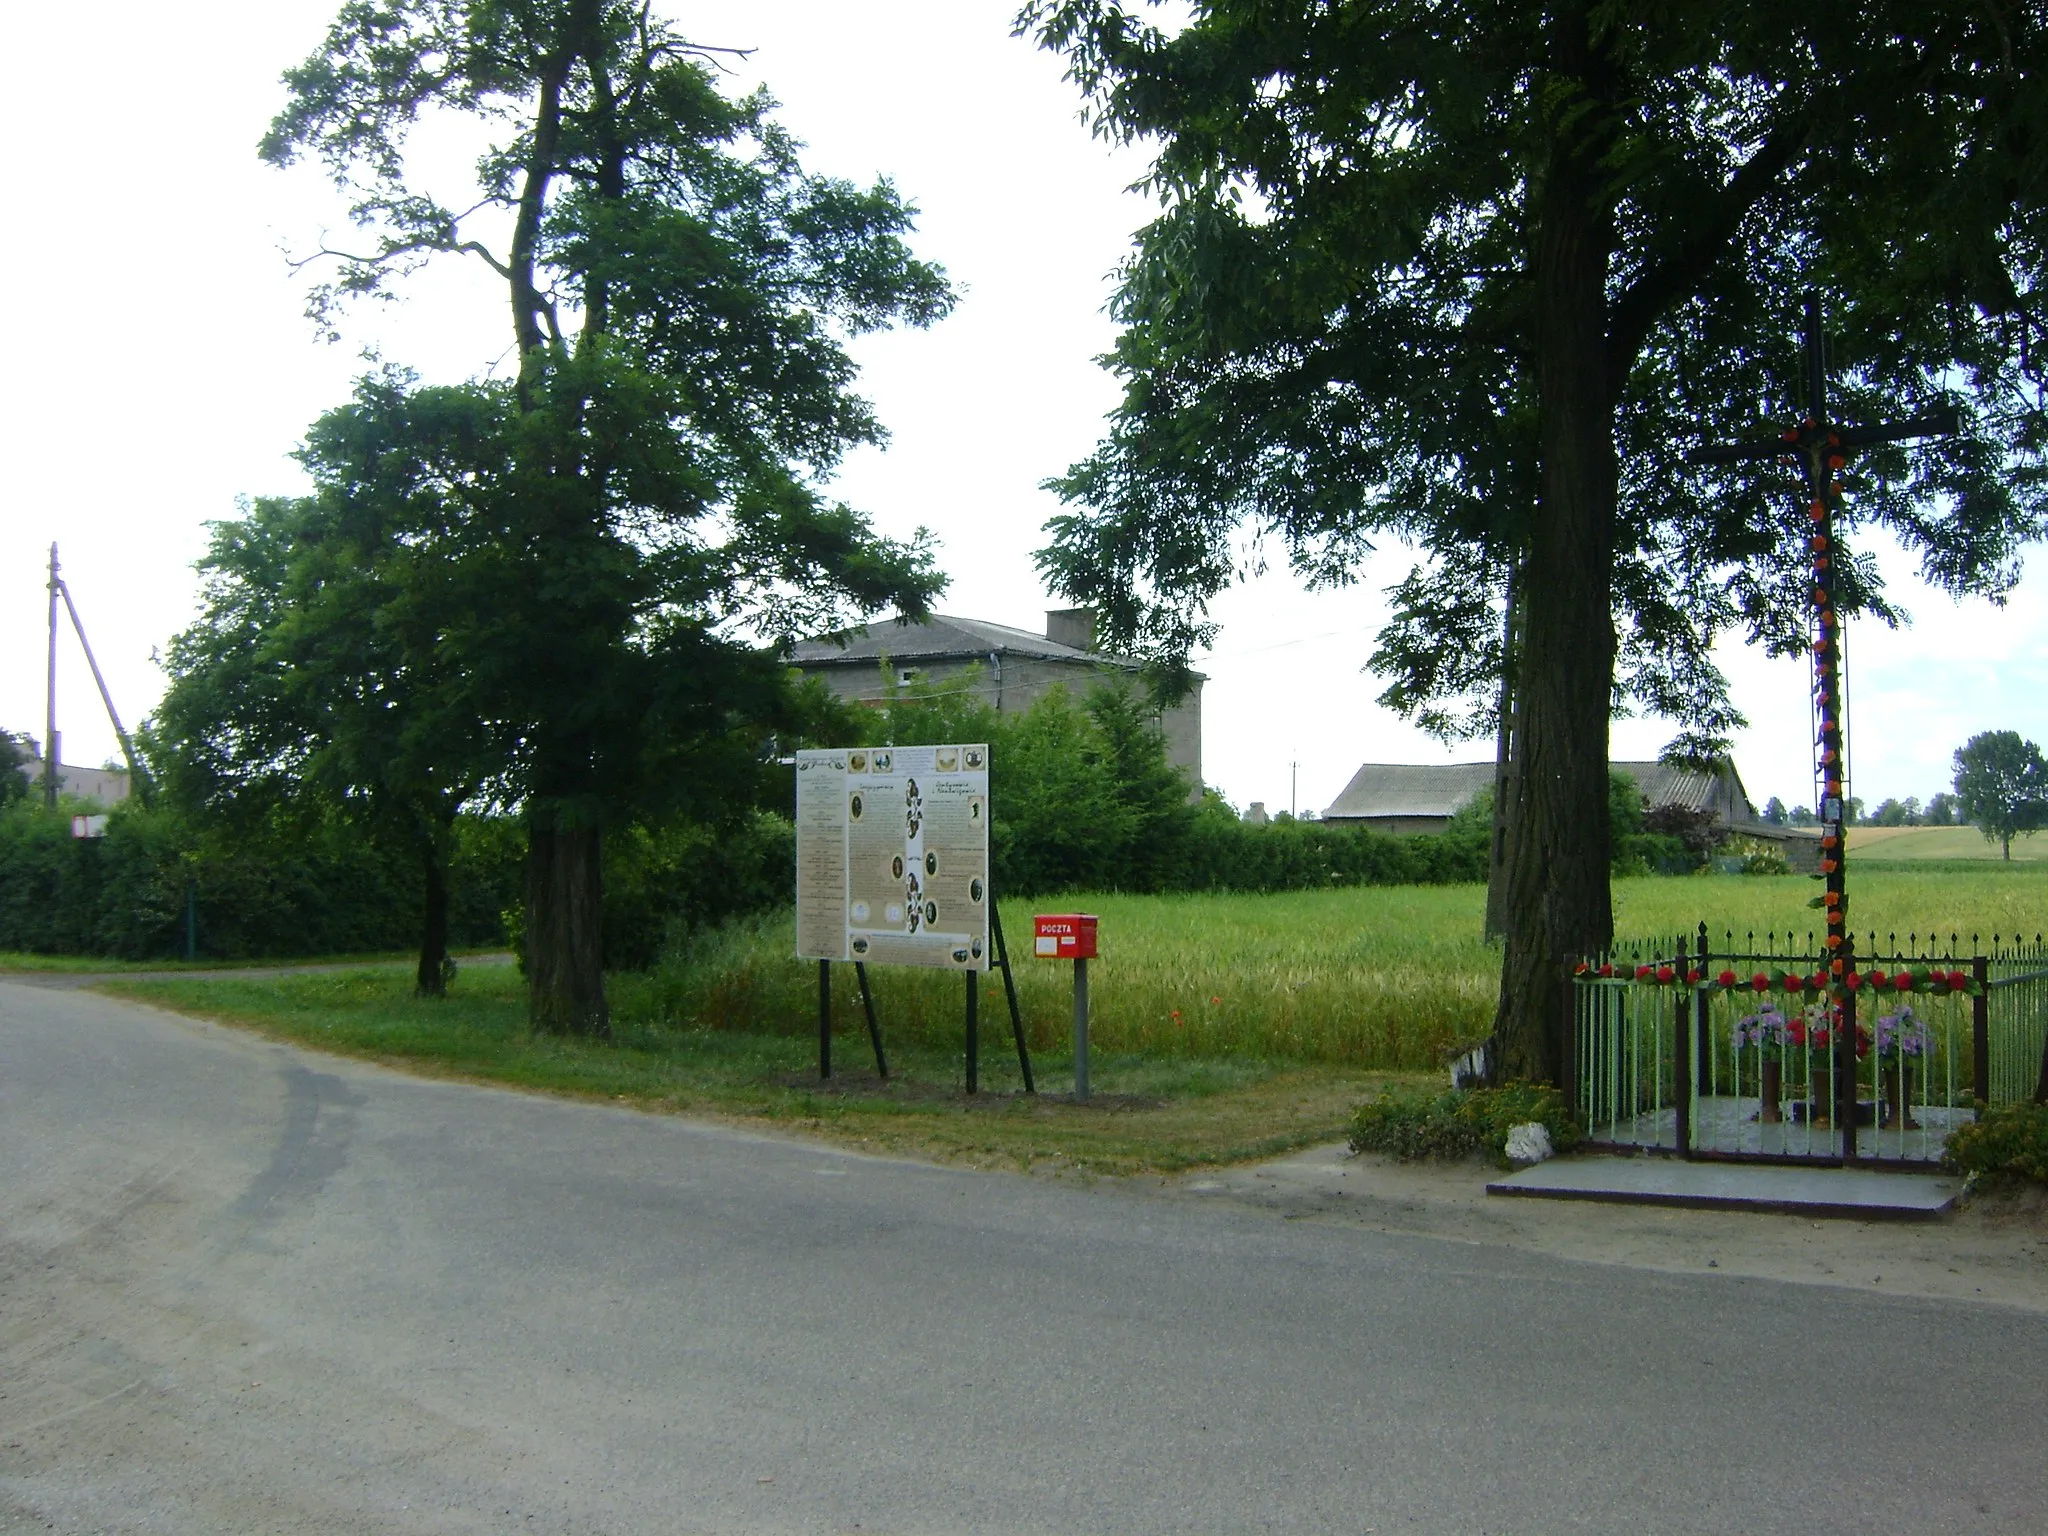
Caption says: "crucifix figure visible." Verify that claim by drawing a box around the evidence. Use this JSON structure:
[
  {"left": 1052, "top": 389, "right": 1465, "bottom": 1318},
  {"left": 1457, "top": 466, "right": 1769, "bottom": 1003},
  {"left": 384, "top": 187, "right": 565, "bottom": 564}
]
[{"left": 1689, "top": 292, "right": 1956, "bottom": 1157}]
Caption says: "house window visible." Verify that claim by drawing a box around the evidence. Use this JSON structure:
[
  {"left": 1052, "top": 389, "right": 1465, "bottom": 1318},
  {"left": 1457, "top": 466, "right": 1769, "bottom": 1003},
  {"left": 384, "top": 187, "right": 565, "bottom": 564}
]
[{"left": 897, "top": 667, "right": 916, "bottom": 686}]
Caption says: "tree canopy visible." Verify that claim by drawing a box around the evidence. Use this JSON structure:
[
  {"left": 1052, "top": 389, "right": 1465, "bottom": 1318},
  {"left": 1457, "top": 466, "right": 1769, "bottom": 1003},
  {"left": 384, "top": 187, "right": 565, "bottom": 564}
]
[
  {"left": 1020, "top": 0, "right": 2047, "bottom": 1079},
  {"left": 262, "top": 0, "right": 955, "bottom": 1031},
  {"left": 1953, "top": 729, "right": 2048, "bottom": 858}
]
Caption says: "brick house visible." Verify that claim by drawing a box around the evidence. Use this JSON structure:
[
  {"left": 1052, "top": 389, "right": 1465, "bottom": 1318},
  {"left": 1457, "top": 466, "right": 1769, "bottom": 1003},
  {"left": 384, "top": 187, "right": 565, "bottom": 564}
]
[{"left": 789, "top": 609, "right": 1203, "bottom": 794}]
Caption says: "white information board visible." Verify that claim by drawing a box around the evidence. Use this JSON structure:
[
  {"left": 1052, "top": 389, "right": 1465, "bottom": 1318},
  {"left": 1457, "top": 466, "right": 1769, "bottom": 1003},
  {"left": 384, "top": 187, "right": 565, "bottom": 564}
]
[{"left": 795, "top": 744, "right": 990, "bottom": 970}]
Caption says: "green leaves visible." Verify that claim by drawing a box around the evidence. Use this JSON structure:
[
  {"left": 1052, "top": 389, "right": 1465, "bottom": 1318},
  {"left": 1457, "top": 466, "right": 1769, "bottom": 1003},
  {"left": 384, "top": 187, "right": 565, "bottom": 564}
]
[{"left": 1022, "top": 0, "right": 2048, "bottom": 754}]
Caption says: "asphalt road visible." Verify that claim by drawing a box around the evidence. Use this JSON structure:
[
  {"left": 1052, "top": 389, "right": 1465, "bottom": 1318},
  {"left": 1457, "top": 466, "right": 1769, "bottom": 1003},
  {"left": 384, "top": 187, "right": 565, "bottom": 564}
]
[{"left": 3, "top": 981, "right": 2044, "bottom": 1535}]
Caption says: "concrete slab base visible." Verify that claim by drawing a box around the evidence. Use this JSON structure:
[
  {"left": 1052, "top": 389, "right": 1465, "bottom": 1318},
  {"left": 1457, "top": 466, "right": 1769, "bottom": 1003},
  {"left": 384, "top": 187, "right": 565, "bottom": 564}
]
[{"left": 1488, "top": 1157, "right": 1959, "bottom": 1220}]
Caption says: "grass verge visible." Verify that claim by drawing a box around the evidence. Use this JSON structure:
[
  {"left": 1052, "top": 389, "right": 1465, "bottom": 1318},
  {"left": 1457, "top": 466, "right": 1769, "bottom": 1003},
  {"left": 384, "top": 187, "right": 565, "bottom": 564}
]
[
  {"left": 100, "top": 962, "right": 1413, "bottom": 1176},
  {"left": 0, "top": 948, "right": 507, "bottom": 975}
]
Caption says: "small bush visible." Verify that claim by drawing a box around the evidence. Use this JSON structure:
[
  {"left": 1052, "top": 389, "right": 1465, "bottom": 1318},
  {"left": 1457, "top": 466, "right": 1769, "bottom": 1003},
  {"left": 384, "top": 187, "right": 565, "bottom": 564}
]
[
  {"left": 1347, "top": 1081, "right": 1580, "bottom": 1166},
  {"left": 1944, "top": 1101, "right": 2048, "bottom": 1184}
]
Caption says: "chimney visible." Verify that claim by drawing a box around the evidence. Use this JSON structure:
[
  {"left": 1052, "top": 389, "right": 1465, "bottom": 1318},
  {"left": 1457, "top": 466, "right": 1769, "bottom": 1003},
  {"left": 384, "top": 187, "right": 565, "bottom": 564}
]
[{"left": 1045, "top": 607, "right": 1096, "bottom": 653}]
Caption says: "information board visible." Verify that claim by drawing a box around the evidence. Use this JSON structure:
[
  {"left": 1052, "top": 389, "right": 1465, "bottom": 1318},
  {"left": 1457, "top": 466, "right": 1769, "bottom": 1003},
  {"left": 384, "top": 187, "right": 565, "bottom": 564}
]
[{"left": 795, "top": 744, "right": 990, "bottom": 970}]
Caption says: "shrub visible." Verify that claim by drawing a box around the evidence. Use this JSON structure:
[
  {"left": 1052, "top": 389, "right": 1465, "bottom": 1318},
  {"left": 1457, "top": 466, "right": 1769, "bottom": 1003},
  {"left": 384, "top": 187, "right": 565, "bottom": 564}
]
[
  {"left": 1944, "top": 1102, "right": 2048, "bottom": 1185},
  {"left": 1347, "top": 1081, "right": 1580, "bottom": 1166}
]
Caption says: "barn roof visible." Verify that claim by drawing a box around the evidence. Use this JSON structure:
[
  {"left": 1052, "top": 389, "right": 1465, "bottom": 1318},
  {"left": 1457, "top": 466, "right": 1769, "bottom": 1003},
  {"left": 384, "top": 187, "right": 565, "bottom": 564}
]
[
  {"left": 1323, "top": 762, "right": 1498, "bottom": 821},
  {"left": 1323, "top": 758, "right": 1766, "bottom": 824}
]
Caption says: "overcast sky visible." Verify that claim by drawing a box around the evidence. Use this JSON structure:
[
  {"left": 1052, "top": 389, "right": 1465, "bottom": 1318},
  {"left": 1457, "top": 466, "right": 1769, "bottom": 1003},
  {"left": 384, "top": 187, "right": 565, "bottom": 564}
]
[{"left": 3, "top": 1, "right": 2040, "bottom": 819}]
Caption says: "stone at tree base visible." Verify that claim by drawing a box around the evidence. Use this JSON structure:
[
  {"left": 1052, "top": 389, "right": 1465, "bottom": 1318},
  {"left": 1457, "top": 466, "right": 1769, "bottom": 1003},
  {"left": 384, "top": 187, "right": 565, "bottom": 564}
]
[{"left": 1504, "top": 1122, "right": 1554, "bottom": 1167}]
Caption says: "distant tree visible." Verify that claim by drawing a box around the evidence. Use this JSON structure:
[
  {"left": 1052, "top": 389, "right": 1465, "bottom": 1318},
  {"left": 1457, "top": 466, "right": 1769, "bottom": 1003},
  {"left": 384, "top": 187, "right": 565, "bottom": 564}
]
[
  {"left": 266, "top": 2, "right": 953, "bottom": 1033},
  {"left": 1761, "top": 796, "right": 1788, "bottom": 827},
  {"left": 1844, "top": 797, "right": 1866, "bottom": 827},
  {"left": 1871, "top": 797, "right": 1920, "bottom": 827},
  {"left": 1924, "top": 791, "right": 1962, "bottom": 826},
  {"left": 1953, "top": 731, "right": 2048, "bottom": 860},
  {"left": 1083, "top": 684, "right": 1197, "bottom": 889},
  {"left": 1788, "top": 803, "right": 1817, "bottom": 827},
  {"left": 0, "top": 731, "right": 29, "bottom": 807}
]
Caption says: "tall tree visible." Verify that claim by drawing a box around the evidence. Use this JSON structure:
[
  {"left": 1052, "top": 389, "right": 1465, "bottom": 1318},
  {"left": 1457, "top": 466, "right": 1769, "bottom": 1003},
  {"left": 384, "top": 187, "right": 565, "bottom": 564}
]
[
  {"left": 1953, "top": 730, "right": 2048, "bottom": 859},
  {"left": 1019, "top": 0, "right": 2047, "bottom": 1081},
  {"left": 265, "top": 1, "right": 953, "bottom": 1032},
  {"left": 156, "top": 381, "right": 518, "bottom": 995}
]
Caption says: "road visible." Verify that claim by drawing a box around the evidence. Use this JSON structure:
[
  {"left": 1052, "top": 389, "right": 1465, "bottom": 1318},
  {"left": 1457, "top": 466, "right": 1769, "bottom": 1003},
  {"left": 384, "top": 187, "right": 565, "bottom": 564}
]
[{"left": 3, "top": 981, "right": 2044, "bottom": 1534}]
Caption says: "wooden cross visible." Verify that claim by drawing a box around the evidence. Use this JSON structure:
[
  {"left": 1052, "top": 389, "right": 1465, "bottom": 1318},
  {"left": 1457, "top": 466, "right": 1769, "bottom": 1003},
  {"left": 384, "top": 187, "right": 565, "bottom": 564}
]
[{"left": 1688, "top": 293, "right": 1956, "bottom": 1148}]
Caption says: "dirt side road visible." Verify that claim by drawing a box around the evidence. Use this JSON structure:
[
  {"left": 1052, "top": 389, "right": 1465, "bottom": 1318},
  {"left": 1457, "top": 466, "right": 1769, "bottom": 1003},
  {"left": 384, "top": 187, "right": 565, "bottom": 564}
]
[{"left": 1156, "top": 1143, "right": 2047, "bottom": 1312}]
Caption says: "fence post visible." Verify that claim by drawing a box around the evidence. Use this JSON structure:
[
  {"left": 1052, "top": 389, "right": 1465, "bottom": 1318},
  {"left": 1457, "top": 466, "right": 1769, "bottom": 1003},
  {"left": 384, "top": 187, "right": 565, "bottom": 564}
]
[
  {"left": 1673, "top": 951, "right": 1692, "bottom": 1160},
  {"left": 1560, "top": 972, "right": 1577, "bottom": 1125},
  {"left": 1973, "top": 953, "right": 1991, "bottom": 1105},
  {"left": 1695, "top": 924, "right": 1711, "bottom": 1087}
]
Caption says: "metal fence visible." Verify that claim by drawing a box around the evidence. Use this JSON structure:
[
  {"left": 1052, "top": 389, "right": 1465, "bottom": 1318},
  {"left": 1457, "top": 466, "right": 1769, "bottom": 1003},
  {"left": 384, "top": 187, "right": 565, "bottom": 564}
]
[{"left": 1569, "top": 928, "right": 2048, "bottom": 1167}]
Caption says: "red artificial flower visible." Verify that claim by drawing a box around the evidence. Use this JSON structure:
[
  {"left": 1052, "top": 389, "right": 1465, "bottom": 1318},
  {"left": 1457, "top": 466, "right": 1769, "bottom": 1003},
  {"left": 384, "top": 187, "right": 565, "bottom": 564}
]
[
  {"left": 1717, "top": 970, "right": 1738, "bottom": 988},
  {"left": 1844, "top": 971, "right": 1863, "bottom": 991},
  {"left": 1636, "top": 964, "right": 1655, "bottom": 981},
  {"left": 1687, "top": 969, "right": 1703, "bottom": 984},
  {"left": 1894, "top": 972, "right": 1916, "bottom": 992},
  {"left": 1752, "top": 972, "right": 1770, "bottom": 992},
  {"left": 1574, "top": 962, "right": 1590, "bottom": 976},
  {"left": 1598, "top": 963, "right": 1614, "bottom": 978},
  {"left": 1781, "top": 974, "right": 1803, "bottom": 994},
  {"left": 1948, "top": 969, "right": 1969, "bottom": 990},
  {"left": 1656, "top": 965, "right": 1675, "bottom": 984}
]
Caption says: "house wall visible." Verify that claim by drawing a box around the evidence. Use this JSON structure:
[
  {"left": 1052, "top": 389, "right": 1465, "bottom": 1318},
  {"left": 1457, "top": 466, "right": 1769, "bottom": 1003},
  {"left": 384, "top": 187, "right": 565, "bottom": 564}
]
[{"left": 22, "top": 757, "right": 130, "bottom": 806}]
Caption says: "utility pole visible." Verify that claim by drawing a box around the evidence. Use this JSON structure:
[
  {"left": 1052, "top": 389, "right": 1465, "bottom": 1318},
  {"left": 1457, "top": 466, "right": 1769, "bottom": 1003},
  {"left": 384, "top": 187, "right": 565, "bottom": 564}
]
[
  {"left": 38, "top": 542, "right": 155, "bottom": 809},
  {"left": 44, "top": 544, "right": 60, "bottom": 809},
  {"left": 1290, "top": 759, "right": 1298, "bottom": 819}
]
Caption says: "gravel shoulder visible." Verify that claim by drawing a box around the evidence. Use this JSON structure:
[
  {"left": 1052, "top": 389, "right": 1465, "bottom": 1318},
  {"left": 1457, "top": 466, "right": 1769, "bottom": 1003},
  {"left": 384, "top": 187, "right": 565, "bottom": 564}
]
[{"left": 1140, "top": 1142, "right": 2048, "bottom": 1311}]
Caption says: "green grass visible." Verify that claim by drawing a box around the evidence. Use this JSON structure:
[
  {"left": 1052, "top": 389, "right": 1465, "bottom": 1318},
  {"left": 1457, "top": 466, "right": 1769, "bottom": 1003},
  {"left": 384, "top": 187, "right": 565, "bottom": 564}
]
[
  {"left": 652, "top": 868, "right": 2048, "bottom": 1073},
  {"left": 0, "top": 947, "right": 507, "bottom": 974},
  {"left": 1848, "top": 825, "right": 2048, "bottom": 862},
  {"left": 103, "top": 962, "right": 1401, "bottom": 1175},
  {"left": 93, "top": 863, "right": 2046, "bottom": 1174}
]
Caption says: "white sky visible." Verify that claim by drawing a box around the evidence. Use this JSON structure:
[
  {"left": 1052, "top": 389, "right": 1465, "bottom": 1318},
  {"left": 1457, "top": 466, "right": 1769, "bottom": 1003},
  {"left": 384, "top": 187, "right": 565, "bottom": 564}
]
[{"left": 3, "top": 1, "right": 2040, "bottom": 820}]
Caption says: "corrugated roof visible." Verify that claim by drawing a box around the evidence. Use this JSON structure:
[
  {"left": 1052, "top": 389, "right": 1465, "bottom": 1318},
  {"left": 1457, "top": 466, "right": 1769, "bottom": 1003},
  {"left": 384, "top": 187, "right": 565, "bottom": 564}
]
[
  {"left": 1324, "top": 762, "right": 1498, "bottom": 821},
  {"left": 790, "top": 613, "right": 1128, "bottom": 668},
  {"left": 1324, "top": 757, "right": 1765, "bottom": 826}
]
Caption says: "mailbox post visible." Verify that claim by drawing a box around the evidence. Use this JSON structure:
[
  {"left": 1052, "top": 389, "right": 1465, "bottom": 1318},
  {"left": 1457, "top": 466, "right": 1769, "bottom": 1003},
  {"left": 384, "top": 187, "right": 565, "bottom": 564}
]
[{"left": 1033, "top": 914, "right": 1099, "bottom": 1101}]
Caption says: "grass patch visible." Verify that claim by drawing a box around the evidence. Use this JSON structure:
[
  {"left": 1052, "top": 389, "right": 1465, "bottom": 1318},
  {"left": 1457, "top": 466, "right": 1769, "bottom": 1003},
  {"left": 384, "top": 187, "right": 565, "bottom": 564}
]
[
  {"left": 102, "top": 962, "right": 1409, "bottom": 1176},
  {"left": 1848, "top": 826, "right": 2048, "bottom": 862},
  {"left": 91, "top": 865, "right": 2044, "bottom": 1173},
  {"left": 0, "top": 948, "right": 507, "bottom": 974}
]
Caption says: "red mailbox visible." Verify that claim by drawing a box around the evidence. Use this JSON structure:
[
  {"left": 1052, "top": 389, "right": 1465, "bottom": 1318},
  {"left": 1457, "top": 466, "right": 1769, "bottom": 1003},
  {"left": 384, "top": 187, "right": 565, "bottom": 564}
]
[{"left": 1033, "top": 913, "right": 1098, "bottom": 960}]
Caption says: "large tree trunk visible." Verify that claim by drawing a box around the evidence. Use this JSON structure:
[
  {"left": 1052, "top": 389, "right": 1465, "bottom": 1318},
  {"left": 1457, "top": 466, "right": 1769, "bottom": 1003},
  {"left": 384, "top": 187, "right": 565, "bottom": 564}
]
[
  {"left": 415, "top": 844, "right": 451, "bottom": 998},
  {"left": 1490, "top": 13, "right": 1618, "bottom": 1084},
  {"left": 526, "top": 815, "right": 609, "bottom": 1036}
]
